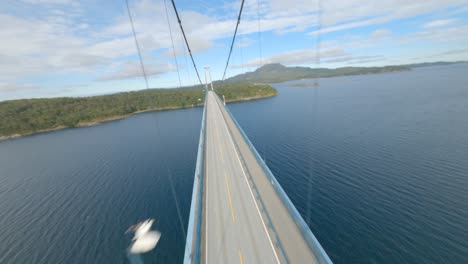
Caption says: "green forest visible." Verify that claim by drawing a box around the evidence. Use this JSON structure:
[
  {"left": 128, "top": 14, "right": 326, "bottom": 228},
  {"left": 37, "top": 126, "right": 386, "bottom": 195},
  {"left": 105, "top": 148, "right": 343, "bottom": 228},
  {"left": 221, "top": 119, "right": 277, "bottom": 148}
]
[
  {"left": 214, "top": 83, "right": 277, "bottom": 101},
  {"left": 0, "top": 83, "right": 276, "bottom": 138}
]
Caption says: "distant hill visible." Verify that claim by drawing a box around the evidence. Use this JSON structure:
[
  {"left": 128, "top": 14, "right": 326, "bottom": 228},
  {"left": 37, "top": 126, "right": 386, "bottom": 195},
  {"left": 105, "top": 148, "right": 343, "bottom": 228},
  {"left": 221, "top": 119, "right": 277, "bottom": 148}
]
[
  {"left": 404, "top": 61, "right": 468, "bottom": 68},
  {"left": 225, "top": 63, "right": 409, "bottom": 83},
  {"left": 224, "top": 61, "right": 467, "bottom": 84}
]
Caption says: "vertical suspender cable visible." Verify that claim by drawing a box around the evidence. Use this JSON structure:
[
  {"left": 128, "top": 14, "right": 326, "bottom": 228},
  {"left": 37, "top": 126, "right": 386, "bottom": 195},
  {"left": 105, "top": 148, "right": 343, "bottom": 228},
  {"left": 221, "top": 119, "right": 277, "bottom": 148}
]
[
  {"left": 221, "top": 0, "right": 245, "bottom": 81},
  {"left": 256, "top": 0, "right": 263, "bottom": 67},
  {"left": 306, "top": 0, "right": 322, "bottom": 226},
  {"left": 125, "top": 0, "right": 188, "bottom": 246},
  {"left": 315, "top": 0, "right": 322, "bottom": 81},
  {"left": 240, "top": 36, "right": 245, "bottom": 73},
  {"left": 164, "top": 0, "right": 182, "bottom": 88},
  {"left": 125, "top": 0, "right": 149, "bottom": 89},
  {"left": 162, "top": 0, "right": 189, "bottom": 241}
]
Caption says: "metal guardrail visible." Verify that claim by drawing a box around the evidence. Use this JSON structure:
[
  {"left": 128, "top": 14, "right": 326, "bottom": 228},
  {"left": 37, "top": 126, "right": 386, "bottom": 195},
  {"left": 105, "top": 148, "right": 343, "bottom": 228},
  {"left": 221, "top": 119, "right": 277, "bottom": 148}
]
[
  {"left": 183, "top": 93, "right": 207, "bottom": 264},
  {"left": 221, "top": 98, "right": 333, "bottom": 264}
]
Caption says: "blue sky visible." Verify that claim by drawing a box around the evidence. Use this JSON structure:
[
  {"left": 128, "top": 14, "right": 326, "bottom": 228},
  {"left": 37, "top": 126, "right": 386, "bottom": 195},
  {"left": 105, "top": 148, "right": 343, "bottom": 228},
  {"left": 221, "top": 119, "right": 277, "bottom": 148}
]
[{"left": 1, "top": 0, "right": 468, "bottom": 101}]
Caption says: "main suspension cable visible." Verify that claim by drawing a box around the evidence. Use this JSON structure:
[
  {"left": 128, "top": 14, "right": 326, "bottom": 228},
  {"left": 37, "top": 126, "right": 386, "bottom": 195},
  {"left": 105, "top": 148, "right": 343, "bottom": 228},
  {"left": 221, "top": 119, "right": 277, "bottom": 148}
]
[{"left": 170, "top": 0, "right": 204, "bottom": 87}]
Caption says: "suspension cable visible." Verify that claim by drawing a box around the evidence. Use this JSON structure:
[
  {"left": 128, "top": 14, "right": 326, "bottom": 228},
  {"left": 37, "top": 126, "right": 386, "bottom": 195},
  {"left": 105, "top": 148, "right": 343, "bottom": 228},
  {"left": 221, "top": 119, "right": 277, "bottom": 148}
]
[
  {"left": 306, "top": 0, "right": 322, "bottom": 226},
  {"left": 221, "top": 0, "right": 245, "bottom": 81},
  {"left": 125, "top": 0, "right": 149, "bottom": 89},
  {"left": 240, "top": 36, "right": 245, "bottom": 73},
  {"left": 125, "top": 0, "right": 187, "bottom": 244},
  {"left": 164, "top": 0, "right": 182, "bottom": 88},
  {"left": 170, "top": 0, "right": 204, "bottom": 87},
  {"left": 256, "top": 0, "right": 263, "bottom": 67},
  {"left": 314, "top": 0, "right": 322, "bottom": 81}
]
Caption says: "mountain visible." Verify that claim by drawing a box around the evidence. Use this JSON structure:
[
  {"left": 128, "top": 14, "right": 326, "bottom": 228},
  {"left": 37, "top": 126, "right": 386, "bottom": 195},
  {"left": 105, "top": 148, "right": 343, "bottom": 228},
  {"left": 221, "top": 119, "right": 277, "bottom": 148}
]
[{"left": 225, "top": 63, "right": 410, "bottom": 83}]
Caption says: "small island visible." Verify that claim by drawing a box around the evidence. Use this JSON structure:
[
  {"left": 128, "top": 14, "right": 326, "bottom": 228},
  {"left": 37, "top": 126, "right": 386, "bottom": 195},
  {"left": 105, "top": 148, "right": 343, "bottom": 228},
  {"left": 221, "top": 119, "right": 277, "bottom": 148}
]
[{"left": 0, "top": 83, "right": 277, "bottom": 140}]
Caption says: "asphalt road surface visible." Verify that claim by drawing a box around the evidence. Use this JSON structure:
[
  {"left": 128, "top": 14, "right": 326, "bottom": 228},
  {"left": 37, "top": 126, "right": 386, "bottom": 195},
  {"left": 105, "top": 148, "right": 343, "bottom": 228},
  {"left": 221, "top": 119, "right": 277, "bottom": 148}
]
[{"left": 201, "top": 91, "right": 318, "bottom": 264}]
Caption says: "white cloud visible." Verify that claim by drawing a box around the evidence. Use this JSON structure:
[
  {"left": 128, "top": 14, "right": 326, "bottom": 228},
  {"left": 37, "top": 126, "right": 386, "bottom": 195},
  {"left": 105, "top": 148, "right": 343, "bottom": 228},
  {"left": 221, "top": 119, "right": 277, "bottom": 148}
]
[
  {"left": 399, "top": 24, "right": 468, "bottom": 43},
  {"left": 0, "top": 1, "right": 176, "bottom": 86},
  {"left": 234, "top": 47, "right": 348, "bottom": 67},
  {"left": 309, "top": 17, "right": 386, "bottom": 36},
  {"left": 0, "top": 13, "right": 93, "bottom": 81},
  {"left": 432, "top": 48, "right": 468, "bottom": 56},
  {"left": 0, "top": 83, "right": 38, "bottom": 93},
  {"left": 325, "top": 55, "right": 384, "bottom": 64},
  {"left": 2, "top": 0, "right": 322, "bottom": 88},
  {"left": 98, "top": 61, "right": 174, "bottom": 81},
  {"left": 371, "top": 29, "right": 391, "bottom": 40},
  {"left": 307, "top": 0, "right": 468, "bottom": 35},
  {"left": 310, "top": 23, "right": 468, "bottom": 58},
  {"left": 4, "top": 0, "right": 465, "bottom": 81},
  {"left": 423, "top": 19, "right": 456, "bottom": 28},
  {"left": 1, "top": 0, "right": 468, "bottom": 97},
  {"left": 22, "top": 0, "right": 75, "bottom": 4},
  {"left": 236, "top": 37, "right": 255, "bottom": 48}
]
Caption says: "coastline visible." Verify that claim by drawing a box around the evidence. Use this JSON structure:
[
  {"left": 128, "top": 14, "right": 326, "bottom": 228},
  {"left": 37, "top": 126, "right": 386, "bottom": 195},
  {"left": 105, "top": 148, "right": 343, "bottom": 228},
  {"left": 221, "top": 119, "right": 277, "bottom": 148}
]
[
  {"left": 224, "top": 93, "right": 277, "bottom": 103},
  {"left": 0, "top": 93, "right": 276, "bottom": 141}
]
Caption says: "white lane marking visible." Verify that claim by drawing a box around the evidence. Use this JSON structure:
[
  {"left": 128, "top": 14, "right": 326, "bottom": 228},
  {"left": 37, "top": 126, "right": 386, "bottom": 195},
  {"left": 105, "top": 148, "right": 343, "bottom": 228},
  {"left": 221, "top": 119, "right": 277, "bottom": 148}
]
[{"left": 214, "top": 95, "right": 281, "bottom": 264}]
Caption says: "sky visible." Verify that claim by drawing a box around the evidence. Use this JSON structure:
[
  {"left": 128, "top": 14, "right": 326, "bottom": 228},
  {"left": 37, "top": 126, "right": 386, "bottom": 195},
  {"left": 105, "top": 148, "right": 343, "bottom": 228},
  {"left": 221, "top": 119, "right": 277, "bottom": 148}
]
[{"left": 1, "top": 0, "right": 468, "bottom": 101}]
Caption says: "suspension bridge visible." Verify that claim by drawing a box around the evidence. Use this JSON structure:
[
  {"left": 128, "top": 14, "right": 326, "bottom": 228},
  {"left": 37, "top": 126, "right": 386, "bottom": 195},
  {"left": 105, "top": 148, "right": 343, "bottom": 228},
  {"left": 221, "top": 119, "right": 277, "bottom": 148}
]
[
  {"left": 125, "top": 0, "right": 331, "bottom": 262},
  {"left": 184, "top": 90, "right": 332, "bottom": 263}
]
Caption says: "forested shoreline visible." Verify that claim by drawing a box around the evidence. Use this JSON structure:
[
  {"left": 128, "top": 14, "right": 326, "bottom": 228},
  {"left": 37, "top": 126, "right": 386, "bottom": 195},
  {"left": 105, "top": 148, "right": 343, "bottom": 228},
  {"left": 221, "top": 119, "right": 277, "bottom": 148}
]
[{"left": 0, "top": 84, "right": 277, "bottom": 139}]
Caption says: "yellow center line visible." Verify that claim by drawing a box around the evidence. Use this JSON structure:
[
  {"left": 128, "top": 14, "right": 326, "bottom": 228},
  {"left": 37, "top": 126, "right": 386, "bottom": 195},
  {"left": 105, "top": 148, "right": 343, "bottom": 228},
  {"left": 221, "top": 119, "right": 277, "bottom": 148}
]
[
  {"left": 224, "top": 174, "right": 236, "bottom": 223},
  {"left": 238, "top": 250, "right": 244, "bottom": 264},
  {"left": 218, "top": 144, "right": 224, "bottom": 161}
]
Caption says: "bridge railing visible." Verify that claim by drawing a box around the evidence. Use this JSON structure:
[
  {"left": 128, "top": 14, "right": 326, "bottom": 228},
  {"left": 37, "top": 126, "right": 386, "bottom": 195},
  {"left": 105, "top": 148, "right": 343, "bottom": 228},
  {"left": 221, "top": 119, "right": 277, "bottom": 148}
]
[
  {"left": 221, "top": 98, "right": 333, "bottom": 264},
  {"left": 184, "top": 93, "right": 207, "bottom": 264}
]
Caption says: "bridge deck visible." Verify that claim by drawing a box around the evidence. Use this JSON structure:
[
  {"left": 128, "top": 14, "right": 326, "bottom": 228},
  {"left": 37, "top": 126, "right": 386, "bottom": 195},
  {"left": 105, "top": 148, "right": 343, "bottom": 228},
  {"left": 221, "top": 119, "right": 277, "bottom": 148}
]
[{"left": 199, "top": 91, "right": 325, "bottom": 263}]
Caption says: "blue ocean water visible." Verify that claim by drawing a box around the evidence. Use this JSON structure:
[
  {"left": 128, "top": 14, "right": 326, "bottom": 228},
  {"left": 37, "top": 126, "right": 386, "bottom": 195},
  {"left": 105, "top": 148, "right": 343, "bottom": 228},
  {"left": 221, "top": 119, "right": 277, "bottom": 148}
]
[{"left": 0, "top": 64, "right": 467, "bottom": 263}]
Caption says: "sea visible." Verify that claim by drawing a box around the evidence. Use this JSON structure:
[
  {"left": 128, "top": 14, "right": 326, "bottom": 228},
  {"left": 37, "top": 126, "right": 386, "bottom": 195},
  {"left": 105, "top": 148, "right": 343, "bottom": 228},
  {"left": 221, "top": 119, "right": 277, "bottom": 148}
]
[{"left": 0, "top": 63, "right": 467, "bottom": 263}]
